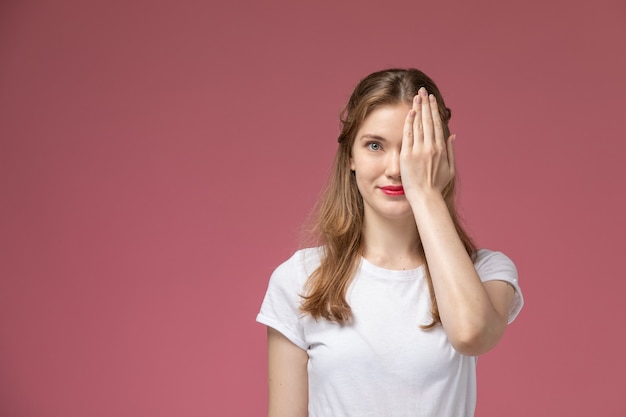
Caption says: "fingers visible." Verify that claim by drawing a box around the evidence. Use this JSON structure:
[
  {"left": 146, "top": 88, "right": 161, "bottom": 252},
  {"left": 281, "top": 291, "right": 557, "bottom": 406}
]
[
  {"left": 418, "top": 87, "right": 435, "bottom": 146},
  {"left": 413, "top": 93, "right": 423, "bottom": 146},
  {"left": 415, "top": 88, "right": 428, "bottom": 146},
  {"left": 402, "top": 88, "right": 456, "bottom": 194},
  {"left": 403, "top": 100, "right": 417, "bottom": 151},
  {"left": 413, "top": 87, "right": 445, "bottom": 149},
  {"left": 429, "top": 94, "right": 445, "bottom": 147},
  {"left": 447, "top": 134, "right": 456, "bottom": 177}
]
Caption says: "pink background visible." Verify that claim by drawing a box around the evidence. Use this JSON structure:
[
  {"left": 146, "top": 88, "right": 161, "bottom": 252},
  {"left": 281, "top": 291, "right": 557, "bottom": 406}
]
[{"left": 1, "top": 0, "right": 625, "bottom": 415}]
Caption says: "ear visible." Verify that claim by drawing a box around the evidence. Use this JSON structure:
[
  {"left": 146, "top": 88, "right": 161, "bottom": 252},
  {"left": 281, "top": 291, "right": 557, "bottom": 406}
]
[{"left": 349, "top": 156, "right": 355, "bottom": 171}]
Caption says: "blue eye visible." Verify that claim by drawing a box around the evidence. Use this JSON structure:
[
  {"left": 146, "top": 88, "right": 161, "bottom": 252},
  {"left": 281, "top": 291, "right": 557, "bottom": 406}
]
[{"left": 367, "top": 142, "right": 381, "bottom": 151}]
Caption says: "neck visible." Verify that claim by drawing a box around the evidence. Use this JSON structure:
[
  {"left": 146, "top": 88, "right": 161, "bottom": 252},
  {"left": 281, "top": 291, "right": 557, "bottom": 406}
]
[{"left": 361, "top": 213, "right": 423, "bottom": 270}]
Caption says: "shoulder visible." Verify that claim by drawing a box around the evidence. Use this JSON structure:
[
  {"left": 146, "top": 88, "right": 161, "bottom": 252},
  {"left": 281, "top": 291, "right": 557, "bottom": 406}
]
[
  {"left": 268, "top": 247, "right": 323, "bottom": 290},
  {"left": 272, "top": 246, "right": 323, "bottom": 276},
  {"left": 474, "top": 249, "right": 523, "bottom": 323},
  {"left": 258, "top": 248, "right": 323, "bottom": 349},
  {"left": 473, "top": 249, "right": 517, "bottom": 279}
]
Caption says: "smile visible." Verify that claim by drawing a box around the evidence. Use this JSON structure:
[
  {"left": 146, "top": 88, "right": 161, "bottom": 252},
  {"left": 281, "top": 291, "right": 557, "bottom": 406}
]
[{"left": 380, "top": 185, "right": 404, "bottom": 196}]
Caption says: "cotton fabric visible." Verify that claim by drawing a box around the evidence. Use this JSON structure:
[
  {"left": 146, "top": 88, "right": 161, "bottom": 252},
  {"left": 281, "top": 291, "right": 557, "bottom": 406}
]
[{"left": 257, "top": 247, "right": 523, "bottom": 417}]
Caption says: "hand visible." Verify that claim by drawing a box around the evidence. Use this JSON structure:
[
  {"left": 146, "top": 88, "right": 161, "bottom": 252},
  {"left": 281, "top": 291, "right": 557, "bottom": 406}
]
[{"left": 400, "top": 87, "right": 456, "bottom": 199}]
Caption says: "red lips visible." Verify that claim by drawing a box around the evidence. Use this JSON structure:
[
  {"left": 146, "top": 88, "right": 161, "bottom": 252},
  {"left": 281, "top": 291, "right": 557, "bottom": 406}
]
[{"left": 380, "top": 185, "right": 404, "bottom": 196}]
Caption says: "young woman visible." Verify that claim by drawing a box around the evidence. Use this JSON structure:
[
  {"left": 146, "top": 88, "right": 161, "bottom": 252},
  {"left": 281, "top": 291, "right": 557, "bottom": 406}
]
[{"left": 257, "top": 68, "right": 523, "bottom": 417}]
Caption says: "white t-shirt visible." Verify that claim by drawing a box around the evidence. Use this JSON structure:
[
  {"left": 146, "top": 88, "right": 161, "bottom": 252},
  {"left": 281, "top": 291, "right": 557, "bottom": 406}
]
[{"left": 257, "top": 247, "right": 523, "bottom": 417}]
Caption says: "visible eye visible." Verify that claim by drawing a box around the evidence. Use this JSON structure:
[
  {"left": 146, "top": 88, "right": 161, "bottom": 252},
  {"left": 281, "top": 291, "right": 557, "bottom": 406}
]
[{"left": 367, "top": 142, "right": 382, "bottom": 151}]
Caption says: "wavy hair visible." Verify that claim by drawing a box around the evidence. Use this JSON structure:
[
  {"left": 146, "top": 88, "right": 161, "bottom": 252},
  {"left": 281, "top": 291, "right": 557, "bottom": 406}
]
[{"left": 301, "top": 68, "right": 476, "bottom": 328}]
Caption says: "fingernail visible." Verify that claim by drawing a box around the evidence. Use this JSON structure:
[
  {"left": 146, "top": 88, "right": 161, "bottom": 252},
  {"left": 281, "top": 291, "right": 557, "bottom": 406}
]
[
  {"left": 415, "top": 95, "right": 421, "bottom": 104},
  {"left": 429, "top": 94, "right": 435, "bottom": 103},
  {"left": 419, "top": 87, "right": 427, "bottom": 97}
]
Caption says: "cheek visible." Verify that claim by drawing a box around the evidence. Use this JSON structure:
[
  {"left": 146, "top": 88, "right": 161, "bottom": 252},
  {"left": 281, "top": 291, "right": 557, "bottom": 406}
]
[
  {"left": 352, "top": 153, "right": 379, "bottom": 177},
  {"left": 353, "top": 173, "right": 366, "bottom": 197},
  {"left": 352, "top": 164, "right": 372, "bottom": 194},
  {"left": 351, "top": 152, "right": 369, "bottom": 173}
]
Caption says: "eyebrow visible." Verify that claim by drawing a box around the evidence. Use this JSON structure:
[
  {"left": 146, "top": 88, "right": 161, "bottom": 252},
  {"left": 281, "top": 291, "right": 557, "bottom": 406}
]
[{"left": 360, "top": 134, "right": 387, "bottom": 142}]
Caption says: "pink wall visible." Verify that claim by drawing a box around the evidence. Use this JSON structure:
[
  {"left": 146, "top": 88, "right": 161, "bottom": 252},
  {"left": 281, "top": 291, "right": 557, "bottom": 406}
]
[{"left": 1, "top": 0, "right": 625, "bottom": 415}]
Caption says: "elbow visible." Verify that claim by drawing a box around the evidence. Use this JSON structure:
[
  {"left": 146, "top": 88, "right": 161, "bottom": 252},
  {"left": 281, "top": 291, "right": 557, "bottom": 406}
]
[
  {"left": 450, "top": 335, "right": 494, "bottom": 356},
  {"left": 448, "top": 322, "right": 507, "bottom": 356}
]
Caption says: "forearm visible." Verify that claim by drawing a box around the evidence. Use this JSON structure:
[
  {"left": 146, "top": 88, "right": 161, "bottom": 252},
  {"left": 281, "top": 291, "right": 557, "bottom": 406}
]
[
  {"left": 267, "top": 328, "right": 309, "bottom": 417},
  {"left": 409, "top": 190, "right": 508, "bottom": 355}
]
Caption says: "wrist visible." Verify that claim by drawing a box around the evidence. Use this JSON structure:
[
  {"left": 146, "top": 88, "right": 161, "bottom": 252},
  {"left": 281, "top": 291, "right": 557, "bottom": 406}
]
[
  {"left": 405, "top": 187, "right": 446, "bottom": 205},
  {"left": 406, "top": 189, "right": 449, "bottom": 222}
]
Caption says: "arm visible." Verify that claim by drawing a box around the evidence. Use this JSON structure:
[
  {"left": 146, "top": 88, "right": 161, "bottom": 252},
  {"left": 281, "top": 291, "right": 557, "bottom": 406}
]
[
  {"left": 267, "top": 327, "right": 308, "bottom": 417},
  {"left": 400, "top": 88, "right": 515, "bottom": 356},
  {"left": 409, "top": 191, "right": 514, "bottom": 355}
]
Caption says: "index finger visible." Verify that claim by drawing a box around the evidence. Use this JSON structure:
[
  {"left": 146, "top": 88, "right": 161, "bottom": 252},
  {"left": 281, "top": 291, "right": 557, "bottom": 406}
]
[
  {"left": 402, "top": 95, "right": 419, "bottom": 151},
  {"left": 428, "top": 94, "right": 445, "bottom": 147}
]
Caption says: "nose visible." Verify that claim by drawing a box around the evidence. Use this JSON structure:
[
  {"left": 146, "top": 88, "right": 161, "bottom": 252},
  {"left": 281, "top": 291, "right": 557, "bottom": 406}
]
[{"left": 385, "top": 151, "right": 401, "bottom": 180}]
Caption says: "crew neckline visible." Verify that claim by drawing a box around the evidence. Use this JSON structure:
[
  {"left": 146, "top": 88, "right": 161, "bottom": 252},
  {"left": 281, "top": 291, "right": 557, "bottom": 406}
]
[{"left": 359, "top": 256, "right": 425, "bottom": 280}]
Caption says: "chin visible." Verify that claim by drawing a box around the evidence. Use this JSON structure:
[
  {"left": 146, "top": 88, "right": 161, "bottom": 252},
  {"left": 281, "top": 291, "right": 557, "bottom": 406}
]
[{"left": 371, "top": 206, "right": 415, "bottom": 221}]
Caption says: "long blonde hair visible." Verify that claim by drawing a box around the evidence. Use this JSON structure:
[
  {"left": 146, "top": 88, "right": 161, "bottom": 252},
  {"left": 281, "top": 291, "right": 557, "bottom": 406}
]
[{"left": 301, "top": 68, "right": 476, "bottom": 328}]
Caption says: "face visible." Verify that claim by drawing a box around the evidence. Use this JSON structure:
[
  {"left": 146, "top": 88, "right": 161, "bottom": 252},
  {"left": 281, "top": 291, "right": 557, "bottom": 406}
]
[{"left": 350, "top": 103, "right": 413, "bottom": 222}]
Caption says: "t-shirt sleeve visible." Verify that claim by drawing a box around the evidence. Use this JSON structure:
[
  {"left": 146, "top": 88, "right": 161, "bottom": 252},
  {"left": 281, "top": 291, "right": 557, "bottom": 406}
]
[
  {"left": 256, "top": 251, "right": 309, "bottom": 350},
  {"left": 474, "top": 249, "right": 524, "bottom": 324}
]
